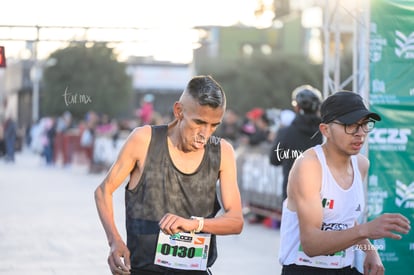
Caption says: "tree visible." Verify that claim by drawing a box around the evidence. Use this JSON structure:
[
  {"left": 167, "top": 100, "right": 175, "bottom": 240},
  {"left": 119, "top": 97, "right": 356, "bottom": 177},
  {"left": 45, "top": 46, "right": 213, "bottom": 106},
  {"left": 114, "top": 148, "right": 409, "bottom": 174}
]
[
  {"left": 197, "top": 53, "right": 323, "bottom": 114},
  {"left": 40, "top": 42, "right": 133, "bottom": 120}
]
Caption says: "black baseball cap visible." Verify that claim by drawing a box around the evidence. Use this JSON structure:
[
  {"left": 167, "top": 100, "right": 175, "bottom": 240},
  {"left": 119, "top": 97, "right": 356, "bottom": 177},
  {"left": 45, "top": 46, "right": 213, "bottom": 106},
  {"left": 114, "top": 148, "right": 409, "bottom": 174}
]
[{"left": 320, "top": 91, "right": 381, "bottom": 124}]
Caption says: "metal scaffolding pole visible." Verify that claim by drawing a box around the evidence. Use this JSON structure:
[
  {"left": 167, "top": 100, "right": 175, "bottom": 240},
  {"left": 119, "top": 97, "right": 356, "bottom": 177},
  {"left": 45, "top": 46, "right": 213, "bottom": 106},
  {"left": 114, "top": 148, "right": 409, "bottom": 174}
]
[{"left": 322, "top": 0, "right": 369, "bottom": 99}]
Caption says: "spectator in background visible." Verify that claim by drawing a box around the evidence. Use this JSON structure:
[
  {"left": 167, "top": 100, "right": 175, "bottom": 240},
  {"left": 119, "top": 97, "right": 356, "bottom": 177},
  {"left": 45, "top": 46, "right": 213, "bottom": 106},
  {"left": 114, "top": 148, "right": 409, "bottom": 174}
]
[
  {"left": 56, "top": 111, "right": 73, "bottom": 133},
  {"left": 0, "top": 120, "right": 5, "bottom": 157},
  {"left": 96, "top": 114, "right": 116, "bottom": 135},
  {"left": 270, "top": 85, "right": 323, "bottom": 202},
  {"left": 4, "top": 116, "right": 17, "bottom": 163},
  {"left": 42, "top": 117, "right": 56, "bottom": 165},
  {"left": 279, "top": 109, "right": 296, "bottom": 129},
  {"left": 80, "top": 111, "right": 99, "bottom": 169},
  {"left": 214, "top": 108, "right": 242, "bottom": 147},
  {"left": 53, "top": 111, "right": 73, "bottom": 165},
  {"left": 241, "top": 107, "right": 272, "bottom": 146},
  {"left": 25, "top": 121, "right": 33, "bottom": 148},
  {"left": 136, "top": 93, "right": 154, "bottom": 125},
  {"left": 96, "top": 114, "right": 120, "bottom": 146}
]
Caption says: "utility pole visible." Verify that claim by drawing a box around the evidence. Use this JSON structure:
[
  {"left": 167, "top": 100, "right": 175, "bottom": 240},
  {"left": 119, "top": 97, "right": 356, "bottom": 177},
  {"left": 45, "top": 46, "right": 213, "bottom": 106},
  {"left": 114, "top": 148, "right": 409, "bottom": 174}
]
[{"left": 31, "top": 26, "right": 40, "bottom": 122}]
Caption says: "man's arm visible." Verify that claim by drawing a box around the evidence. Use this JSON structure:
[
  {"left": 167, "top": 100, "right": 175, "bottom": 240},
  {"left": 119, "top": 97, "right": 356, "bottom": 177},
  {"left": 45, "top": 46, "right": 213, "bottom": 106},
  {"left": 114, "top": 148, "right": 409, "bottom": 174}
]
[
  {"left": 290, "top": 151, "right": 363, "bottom": 256},
  {"left": 203, "top": 139, "right": 244, "bottom": 234},
  {"left": 94, "top": 126, "right": 151, "bottom": 274},
  {"left": 288, "top": 150, "right": 410, "bottom": 257},
  {"left": 354, "top": 235, "right": 385, "bottom": 274}
]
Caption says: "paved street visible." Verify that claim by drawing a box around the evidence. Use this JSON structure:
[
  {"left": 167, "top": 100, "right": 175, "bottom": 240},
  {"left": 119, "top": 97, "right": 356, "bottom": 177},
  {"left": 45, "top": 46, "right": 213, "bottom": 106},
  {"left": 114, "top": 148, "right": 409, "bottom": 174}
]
[{"left": 0, "top": 149, "right": 281, "bottom": 275}]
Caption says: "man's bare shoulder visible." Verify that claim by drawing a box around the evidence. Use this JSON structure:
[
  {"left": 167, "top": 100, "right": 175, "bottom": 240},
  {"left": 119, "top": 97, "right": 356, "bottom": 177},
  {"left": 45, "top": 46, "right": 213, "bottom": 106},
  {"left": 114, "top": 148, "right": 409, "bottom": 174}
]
[
  {"left": 295, "top": 147, "right": 319, "bottom": 166},
  {"left": 217, "top": 138, "right": 235, "bottom": 160},
  {"left": 217, "top": 138, "right": 237, "bottom": 171},
  {"left": 356, "top": 153, "right": 369, "bottom": 165},
  {"left": 127, "top": 125, "right": 152, "bottom": 144},
  {"left": 289, "top": 147, "right": 321, "bottom": 188},
  {"left": 287, "top": 147, "right": 322, "bottom": 210},
  {"left": 218, "top": 137, "right": 234, "bottom": 152},
  {"left": 355, "top": 153, "right": 370, "bottom": 178},
  {"left": 118, "top": 125, "right": 153, "bottom": 160}
]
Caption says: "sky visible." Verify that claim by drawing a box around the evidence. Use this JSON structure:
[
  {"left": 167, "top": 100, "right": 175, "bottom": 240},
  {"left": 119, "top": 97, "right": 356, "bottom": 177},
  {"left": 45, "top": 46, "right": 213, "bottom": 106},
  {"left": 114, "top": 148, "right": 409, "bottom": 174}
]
[
  {"left": 2, "top": 0, "right": 259, "bottom": 28},
  {"left": 1, "top": 0, "right": 267, "bottom": 63}
]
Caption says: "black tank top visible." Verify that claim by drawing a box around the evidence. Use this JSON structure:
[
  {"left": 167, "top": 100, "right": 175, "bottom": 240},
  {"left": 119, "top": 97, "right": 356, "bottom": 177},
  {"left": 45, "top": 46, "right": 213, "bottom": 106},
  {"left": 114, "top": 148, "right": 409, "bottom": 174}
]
[{"left": 125, "top": 125, "right": 221, "bottom": 271}]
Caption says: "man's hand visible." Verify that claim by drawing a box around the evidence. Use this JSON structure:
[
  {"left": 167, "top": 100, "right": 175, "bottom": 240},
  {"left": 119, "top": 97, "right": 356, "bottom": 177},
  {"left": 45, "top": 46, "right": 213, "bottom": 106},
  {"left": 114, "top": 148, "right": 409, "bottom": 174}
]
[
  {"left": 159, "top": 213, "right": 198, "bottom": 235},
  {"left": 363, "top": 250, "right": 384, "bottom": 275},
  {"left": 108, "top": 239, "right": 131, "bottom": 275},
  {"left": 364, "top": 213, "right": 410, "bottom": 240}
]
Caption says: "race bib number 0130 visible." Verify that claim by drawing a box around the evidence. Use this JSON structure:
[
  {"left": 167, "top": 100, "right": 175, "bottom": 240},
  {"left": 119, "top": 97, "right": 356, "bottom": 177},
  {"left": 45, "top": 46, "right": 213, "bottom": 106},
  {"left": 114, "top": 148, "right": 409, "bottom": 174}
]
[{"left": 154, "top": 231, "right": 211, "bottom": 271}]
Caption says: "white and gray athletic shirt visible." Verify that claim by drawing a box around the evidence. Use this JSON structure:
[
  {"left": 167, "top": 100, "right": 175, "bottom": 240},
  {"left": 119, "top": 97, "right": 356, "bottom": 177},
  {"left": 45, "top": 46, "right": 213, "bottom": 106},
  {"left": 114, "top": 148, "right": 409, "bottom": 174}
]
[{"left": 279, "top": 144, "right": 365, "bottom": 269}]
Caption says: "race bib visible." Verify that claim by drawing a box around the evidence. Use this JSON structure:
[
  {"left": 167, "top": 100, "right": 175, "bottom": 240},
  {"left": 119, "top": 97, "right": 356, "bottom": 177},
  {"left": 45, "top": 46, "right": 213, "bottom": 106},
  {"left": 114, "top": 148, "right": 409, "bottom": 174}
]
[
  {"left": 154, "top": 231, "right": 211, "bottom": 271},
  {"left": 295, "top": 244, "right": 346, "bottom": 268}
]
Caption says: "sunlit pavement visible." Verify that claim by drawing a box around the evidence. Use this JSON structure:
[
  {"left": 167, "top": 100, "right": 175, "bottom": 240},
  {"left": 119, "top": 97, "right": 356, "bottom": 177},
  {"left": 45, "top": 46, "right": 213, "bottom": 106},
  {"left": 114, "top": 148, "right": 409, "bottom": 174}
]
[{"left": 0, "top": 149, "right": 281, "bottom": 275}]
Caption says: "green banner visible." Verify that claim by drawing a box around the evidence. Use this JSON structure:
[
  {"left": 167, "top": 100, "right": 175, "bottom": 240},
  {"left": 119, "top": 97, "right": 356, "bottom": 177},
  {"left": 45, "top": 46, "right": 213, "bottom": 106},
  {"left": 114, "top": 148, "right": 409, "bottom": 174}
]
[
  {"left": 370, "top": 0, "right": 414, "bottom": 105},
  {"left": 367, "top": 104, "right": 414, "bottom": 272},
  {"left": 369, "top": 1, "right": 414, "bottom": 273}
]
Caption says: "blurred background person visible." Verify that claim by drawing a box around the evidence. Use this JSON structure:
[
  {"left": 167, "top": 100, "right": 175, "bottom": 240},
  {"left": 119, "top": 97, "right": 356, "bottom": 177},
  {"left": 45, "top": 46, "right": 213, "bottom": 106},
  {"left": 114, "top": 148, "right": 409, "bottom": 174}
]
[
  {"left": 240, "top": 107, "right": 273, "bottom": 146},
  {"left": 279, "top": 109, "right": 295, "bottom": 129},
  {"left": 214, "top": 108, "right": 242, "bottom": 148},
  {"left": 0, "top": 119, "right": 4, "bottom": 157},
  {"left": 56, "top": 111, "right": 73, "bottom": 133},
  {"left": 53, "top": 111, "right": 73, "bottom": 165},
  {"left": 80, "top": 110, "right": 99, "bottom": 170},
  {"left": 42, "top": 117, "right": 56, "bottom": 165},
  {"left": 3, "top": 116, "right": 17, "bottom": 163},
  {"left": 135, "top": 93, "right": 154, "bottom": 125},
  {"left": 269, "top": 85, "right": 323, "bottom": 203}
]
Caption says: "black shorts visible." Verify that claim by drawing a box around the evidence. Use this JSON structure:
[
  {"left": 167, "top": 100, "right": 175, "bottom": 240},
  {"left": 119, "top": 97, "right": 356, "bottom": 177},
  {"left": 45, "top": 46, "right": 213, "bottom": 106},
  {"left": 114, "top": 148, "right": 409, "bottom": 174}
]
[
  {"left": 282, "top": 264, "right": 362, "bottom": 275},
  {"left": 131, "top": 267, "right": 212, "bottom": 275}
]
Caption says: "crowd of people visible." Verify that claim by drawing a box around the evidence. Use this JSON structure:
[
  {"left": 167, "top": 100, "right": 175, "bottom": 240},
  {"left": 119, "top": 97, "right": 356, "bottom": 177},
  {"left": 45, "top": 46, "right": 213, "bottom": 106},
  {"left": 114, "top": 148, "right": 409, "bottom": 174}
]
[
  {"left": 1, "top": 93, "right": 170, "bottom": 171},
  {"left": 1, "top": 92, "right": 284, "bottom": 173}
]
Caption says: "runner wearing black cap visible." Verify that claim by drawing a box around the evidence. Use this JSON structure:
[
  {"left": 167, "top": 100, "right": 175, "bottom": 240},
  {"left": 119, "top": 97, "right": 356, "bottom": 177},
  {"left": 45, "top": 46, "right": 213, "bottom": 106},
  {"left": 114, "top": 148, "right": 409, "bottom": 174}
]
[{"left": 279, "top": 91, "right": 410, "bottom": 275}]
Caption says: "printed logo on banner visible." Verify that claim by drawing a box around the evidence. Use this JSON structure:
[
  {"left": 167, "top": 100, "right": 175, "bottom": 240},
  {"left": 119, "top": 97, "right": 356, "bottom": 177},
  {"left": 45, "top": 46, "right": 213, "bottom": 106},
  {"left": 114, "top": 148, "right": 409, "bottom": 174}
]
[
  {"left": 372, "top": 79, "right": 386, "bottom": 94},
  {"left": 395, "top": 180, "right": 414, "bottom": 208},
  {"left": 395, "top": 31, "right": 414, "bottom": 59},
  {"left": 370, "top": 23, "right": 387, "bottom": 62},
  {"left": 367, "top": 175, "right": 388, "bottom": 216},
  {"left": 369, "top": 128, "right": 412, "bottom": 151}
]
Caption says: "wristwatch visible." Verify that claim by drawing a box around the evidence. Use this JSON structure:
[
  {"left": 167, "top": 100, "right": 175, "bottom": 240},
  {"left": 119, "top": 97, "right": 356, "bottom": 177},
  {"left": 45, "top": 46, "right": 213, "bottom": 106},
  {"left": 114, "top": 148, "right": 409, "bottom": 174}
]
[{"left": 191, "top": 216, "right": 204, "bottom": 233}]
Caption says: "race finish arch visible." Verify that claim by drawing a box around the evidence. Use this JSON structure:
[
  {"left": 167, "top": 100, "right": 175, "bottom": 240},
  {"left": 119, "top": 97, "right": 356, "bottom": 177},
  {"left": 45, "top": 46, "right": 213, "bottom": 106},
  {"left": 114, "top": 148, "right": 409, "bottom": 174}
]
[{"left": 368, "top": 0, "right": 414, "bottom": 273}]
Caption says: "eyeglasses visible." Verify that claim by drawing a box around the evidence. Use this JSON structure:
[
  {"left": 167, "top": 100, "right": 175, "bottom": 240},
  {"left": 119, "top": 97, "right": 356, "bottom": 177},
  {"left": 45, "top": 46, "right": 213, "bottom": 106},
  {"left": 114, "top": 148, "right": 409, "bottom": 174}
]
[{"left": 331, "top": 120, "right": 376, "bottom": 135}]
